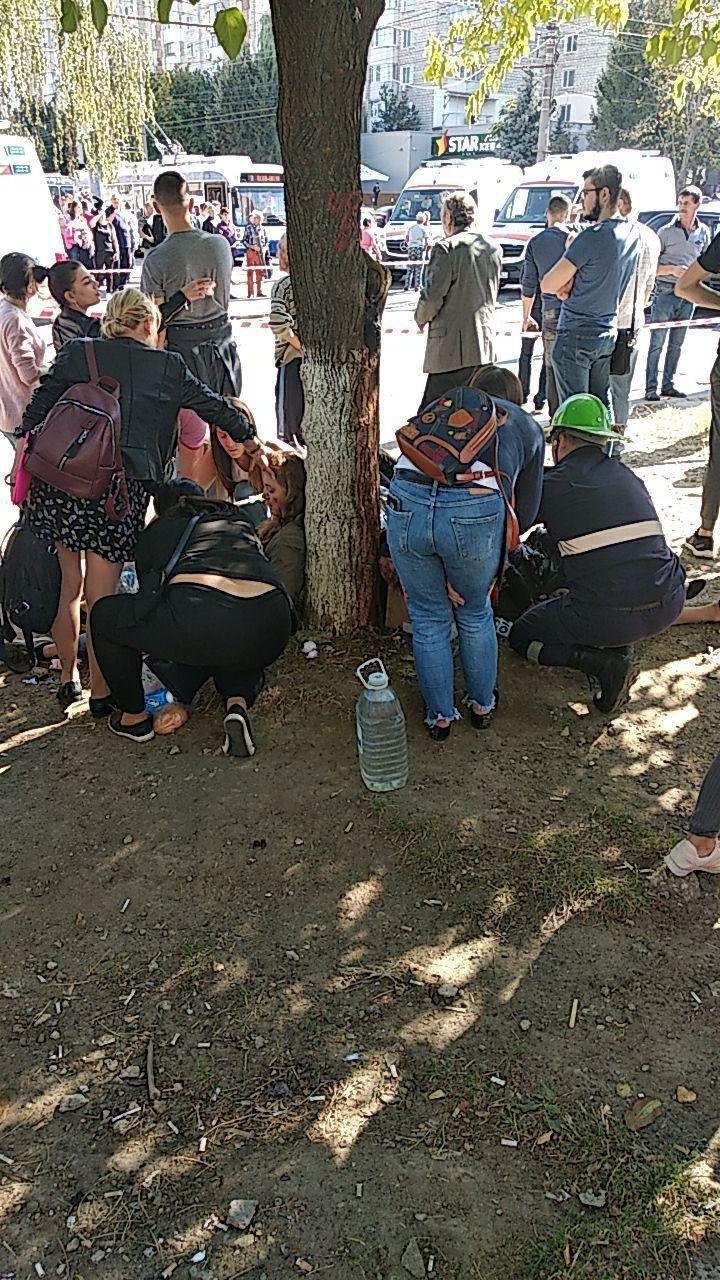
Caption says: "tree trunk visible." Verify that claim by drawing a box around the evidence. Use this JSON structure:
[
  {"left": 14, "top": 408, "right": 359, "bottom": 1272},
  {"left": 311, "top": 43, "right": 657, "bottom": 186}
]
[{"left": 270, "top": 0, "right": 385, "bottom": 632}]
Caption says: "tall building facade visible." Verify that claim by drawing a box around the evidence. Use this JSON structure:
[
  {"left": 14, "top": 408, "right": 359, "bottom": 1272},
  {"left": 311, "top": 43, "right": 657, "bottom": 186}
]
[
  {"left": 154, "top": 0, "right": 270, "bottom": 72},
  {"left": 363, "top": 2, "right": 612, "bottom": 144}
]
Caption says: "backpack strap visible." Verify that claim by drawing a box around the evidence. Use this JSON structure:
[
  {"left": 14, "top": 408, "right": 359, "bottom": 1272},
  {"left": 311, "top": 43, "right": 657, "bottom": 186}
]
[
  {"left": 161, "top": 513, "right": 203, "bottom": 583},
  {"left": 85, "top": 339, "right": 99, "bottom": 384}
]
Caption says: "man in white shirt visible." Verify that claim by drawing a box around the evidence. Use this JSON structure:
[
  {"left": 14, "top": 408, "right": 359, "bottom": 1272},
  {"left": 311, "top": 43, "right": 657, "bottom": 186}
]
[{"left": 609, "top": 188, "right": 661, "bottom": 429}]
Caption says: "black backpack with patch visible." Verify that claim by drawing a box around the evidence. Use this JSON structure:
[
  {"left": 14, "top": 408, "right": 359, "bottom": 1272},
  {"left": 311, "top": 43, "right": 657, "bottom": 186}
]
[{"left": 0, "top": 518, "right": 61, "bottom": 671}]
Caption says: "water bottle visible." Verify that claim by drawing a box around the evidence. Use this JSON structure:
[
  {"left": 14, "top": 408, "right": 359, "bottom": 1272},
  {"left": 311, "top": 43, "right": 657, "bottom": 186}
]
[
  {"left": 145, "top": 688, "right": 174, "bottom": 715},
  {"left": 141, "top": 662, "right": 173, "bottom": 715},
  {"left": 355, "top": 659, "right": 408, "bottom": 793}
]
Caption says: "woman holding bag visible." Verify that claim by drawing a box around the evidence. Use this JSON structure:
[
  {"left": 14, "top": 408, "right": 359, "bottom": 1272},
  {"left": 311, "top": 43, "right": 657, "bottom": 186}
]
[{"left": 18, "top": 287, "right": 259, "bottom": 715}]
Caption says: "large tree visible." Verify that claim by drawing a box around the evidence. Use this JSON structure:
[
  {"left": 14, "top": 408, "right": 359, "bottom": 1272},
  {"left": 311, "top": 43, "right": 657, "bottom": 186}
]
[
  {"left": 591, "top": 0, "right": 720, "bottom": 183},
  {"left": 424, "top": 0, "right": 720, "bottom": 126},
  {"left": 272, "top": 0, "right": 385, "bottom": 629},
  {"left": 490, "top": 70, "right": 540, "bottom": 166},
  {"left": 372, "top": 83, "right": 422, "bottom": 132},
  {"left": 149, "top": 68, "right": 216, "bottom": 157},
  {"left": 2, "top": 0, "right": 151, "bottom": 178}
]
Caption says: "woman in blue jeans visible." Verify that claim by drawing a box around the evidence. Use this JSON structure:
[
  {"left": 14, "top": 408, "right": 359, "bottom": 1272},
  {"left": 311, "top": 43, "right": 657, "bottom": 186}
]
[
  {"left": 386, "top": 382, "right": 545, "bottom": 741},
  {"left": 387, "top": 475, "right": 505, "bottom": 739}
]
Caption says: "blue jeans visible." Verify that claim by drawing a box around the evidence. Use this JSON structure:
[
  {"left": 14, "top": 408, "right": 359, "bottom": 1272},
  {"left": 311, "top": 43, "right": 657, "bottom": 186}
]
[
  {"left": 551, "top": 329, "right": 616, "bottom": 407},
  {"left": 386, "top": 477, "right": 505, "bottom": 724},
  {"left": 645, "top": 290, "right": 694, "bottom": 394}
]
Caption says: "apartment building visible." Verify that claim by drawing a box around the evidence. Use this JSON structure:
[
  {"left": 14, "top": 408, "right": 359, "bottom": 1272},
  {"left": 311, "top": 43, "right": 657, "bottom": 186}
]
[
  {"left": 154, "top": 0, "right": 269, "bottom": 72},
  {"left": 363, "top": 2, "right": 612, "bottom": 144}
]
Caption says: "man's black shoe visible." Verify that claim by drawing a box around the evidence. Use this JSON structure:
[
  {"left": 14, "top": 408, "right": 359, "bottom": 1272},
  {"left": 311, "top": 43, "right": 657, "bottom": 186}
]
[
  {"left": 644, "top": 391, "right": 661, "bottom": 403},
  {"left": 569, "top": 645, "right": 637, "bottom": 714},
  {"left": 662, "top": 387, "right": 687, "bottom": 399}
]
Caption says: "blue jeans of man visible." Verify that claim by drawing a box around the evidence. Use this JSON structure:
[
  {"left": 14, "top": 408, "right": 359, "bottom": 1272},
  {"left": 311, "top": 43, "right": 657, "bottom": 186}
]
[
  {"left": 386, "top": 476, "right": 505, "bottom": 725},
  {"left": 645, "top": 289, "right": 694, "bottom": 395},
  {"left": 551, "top": 329, "right": 616, "bottom": 407}
]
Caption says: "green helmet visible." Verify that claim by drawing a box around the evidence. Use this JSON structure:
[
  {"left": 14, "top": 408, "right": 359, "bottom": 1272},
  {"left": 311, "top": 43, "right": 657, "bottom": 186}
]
[{"left": 550, "top": 394, "right": 620, "bottom": 440}]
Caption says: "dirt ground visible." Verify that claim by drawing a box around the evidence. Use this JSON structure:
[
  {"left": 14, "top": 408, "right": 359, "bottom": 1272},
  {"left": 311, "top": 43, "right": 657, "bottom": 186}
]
[{"left": 3, "top": 397, "right": 720, "bottom": 1280}]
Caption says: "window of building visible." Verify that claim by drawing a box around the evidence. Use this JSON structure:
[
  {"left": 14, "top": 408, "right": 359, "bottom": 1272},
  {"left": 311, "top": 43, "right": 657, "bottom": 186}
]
[
  {"left": 561, "top": 69, "right": 575, "bottom": 88},
  {"left": 401, "top": 65, "right": 413, "bottom": 84},
  {"left": 565, "top": 34, "right": 578, "bottom": 52},
  {"left": 558, "top": 103, "right": 572, "bottom": 124},
  {"left": 402, "top": 29, "right": 413, "bottom": 47},
  {"left": 403, "top": 0, "right": 416, "bottom": 8},
  {"left": 375, "top": 65, "right": 382, "bottom": 81}
]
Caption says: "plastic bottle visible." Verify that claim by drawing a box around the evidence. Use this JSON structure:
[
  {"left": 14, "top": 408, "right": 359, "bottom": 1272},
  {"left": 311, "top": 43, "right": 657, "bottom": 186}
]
[
  {"left": 141, "top": 662, "right": 173, "bottom": 715},
  {"left": 355, "top": 659, "right": 408, "bottom": 793}
]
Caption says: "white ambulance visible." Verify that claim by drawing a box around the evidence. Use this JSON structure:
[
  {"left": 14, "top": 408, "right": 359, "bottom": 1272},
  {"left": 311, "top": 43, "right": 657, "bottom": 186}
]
[{"left": 490, "top": 149, "right": 676, "bottom": 286}]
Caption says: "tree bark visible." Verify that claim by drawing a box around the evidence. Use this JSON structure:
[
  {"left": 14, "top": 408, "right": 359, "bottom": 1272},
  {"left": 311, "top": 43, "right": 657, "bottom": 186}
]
[{"left": 270, "top": 0, "right": 385, "bottom": 632}]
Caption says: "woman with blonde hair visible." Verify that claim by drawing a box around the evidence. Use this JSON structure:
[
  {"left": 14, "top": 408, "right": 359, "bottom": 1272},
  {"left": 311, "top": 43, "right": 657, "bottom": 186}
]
[{"left": 19, "top": 287, "right": 259, "bottom": 716}]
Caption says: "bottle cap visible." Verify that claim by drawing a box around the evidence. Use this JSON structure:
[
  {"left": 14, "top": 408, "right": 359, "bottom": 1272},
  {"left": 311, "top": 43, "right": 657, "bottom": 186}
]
[{"left": 367, "top": 671, "right": 388, "bottom": 690}]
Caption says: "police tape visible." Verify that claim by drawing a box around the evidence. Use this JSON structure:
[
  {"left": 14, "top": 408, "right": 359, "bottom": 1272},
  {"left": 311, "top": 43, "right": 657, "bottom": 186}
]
[{"left": 223, "top": 311, "right": 720, "bottom": 338}]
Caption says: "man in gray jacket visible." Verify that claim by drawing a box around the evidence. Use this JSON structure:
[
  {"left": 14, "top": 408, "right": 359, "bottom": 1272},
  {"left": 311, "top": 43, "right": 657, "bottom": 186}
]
[{"left": 415, "top": 192, "right": 501, "bottom": 409}]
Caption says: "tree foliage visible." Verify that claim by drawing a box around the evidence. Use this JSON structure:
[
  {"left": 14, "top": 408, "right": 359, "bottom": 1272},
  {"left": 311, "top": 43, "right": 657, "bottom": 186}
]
[
  {"left": 149, "top": 20, "right": 280, "bottom": 161},
  {"left": 424, "top": 0, "right": 719, "bottom": 123},
  {"left": 591, "top": 0, "right": 720, "bottom": 179},
  {"left": 1, "top": 0, "right": 150, "bottom": 179},
  {"left": 490, "top": 70, "right": 540, "bottom": 166},
  {"left": 371, "top": 84, "right": 422, "bottom": 132}
]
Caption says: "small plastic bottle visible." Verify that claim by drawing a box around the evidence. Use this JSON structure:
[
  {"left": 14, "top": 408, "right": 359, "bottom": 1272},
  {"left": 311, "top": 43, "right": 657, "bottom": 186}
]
[{"left": 355, "top": 659, "right": 409, "bottom": 793}]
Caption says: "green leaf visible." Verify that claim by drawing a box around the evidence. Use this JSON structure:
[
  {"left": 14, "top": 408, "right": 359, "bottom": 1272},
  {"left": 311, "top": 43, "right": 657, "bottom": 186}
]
[
  {"left": 701, "top": 37, "right": 718, "bottom": 60},
  {"left": 60, "top": 0, "right": 81, "bottom": 33},
  {"left": 157, "top": 0, "right": 174, "bottom": 23},
  {"left": 90, "top": 0, "right": 108, "bottom": 35},
  {"left": 213, "top": 7, "right": 247, "bottom": 59}
]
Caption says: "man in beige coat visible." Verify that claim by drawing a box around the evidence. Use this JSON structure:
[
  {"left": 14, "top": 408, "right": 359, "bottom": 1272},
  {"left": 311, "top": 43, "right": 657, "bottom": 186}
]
[{"left": 415, "top": 191, "right": 501, "bottom": 409}]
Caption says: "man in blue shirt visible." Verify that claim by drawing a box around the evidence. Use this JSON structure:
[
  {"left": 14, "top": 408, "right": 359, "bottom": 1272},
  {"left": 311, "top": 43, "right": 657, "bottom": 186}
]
[
  {"left": 521, "top": 193, "right": 572, "bottom": 416},
  {"left": 541, "top": 165, "right": 640, "bottom": 408},
  {"left": 509, "top": 394, "right": 686, "bottom": 713}
]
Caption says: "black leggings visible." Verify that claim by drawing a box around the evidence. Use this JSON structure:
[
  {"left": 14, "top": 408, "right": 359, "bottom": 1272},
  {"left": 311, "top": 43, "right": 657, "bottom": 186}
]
[{"left": 90, "top": 584, "right": 293, "bottom": 715}]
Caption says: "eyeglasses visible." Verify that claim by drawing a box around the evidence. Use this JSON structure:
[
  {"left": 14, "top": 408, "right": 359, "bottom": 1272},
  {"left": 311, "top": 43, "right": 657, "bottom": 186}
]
[{"left": 581, "top": 186, "right": 599, "bottom": 196}]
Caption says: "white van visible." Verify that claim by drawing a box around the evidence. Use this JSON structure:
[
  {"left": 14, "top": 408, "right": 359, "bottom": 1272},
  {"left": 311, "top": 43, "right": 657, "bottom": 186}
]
[
  {"left": 490, "top": 149, "right": 676, "bottom": 285},
  {"left": 0, "top": 135, "right": 64, "bottom": 267},
  {"left": 382, "top": 158, "right": 524, "bottom": 272}
]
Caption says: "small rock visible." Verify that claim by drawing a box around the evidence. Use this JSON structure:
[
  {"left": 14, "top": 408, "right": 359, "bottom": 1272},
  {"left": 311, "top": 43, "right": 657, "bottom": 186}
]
[
  {"left": 66, "top": 1239, "right": 79, "bottom": 1253},
  {"left": 122, "top": 835, "right": 133, "bottom": 845},
  {"left": 104, "top": 1059, "right": 119, "bottom": 1072},
  {"left": 228, "top": 1199, "right": 258, "bottom": 1230},
  {"left": 285, "top": 950, "right": 300, "bottom": 961},
  {"left": 46, "top": 961, "right": 58, "bottom": 972},
  {"left": 253, "top": 1036, "right": 266, "bottom": 1049},
  {"left": 710, "top": 981, "right": 720, "bottom": 998},
  {"left": 169, "top": 745, "right": 180, "bottom": 755},
  {"left": 56, "top": 1093, "right": 88, "bottom": 1114},
  {"left": 519, "top": 1018, "right": 531, "bottom": 1031},
  {"left": 436, "top": 983, "right": 459, "bottom": 1001},
  {"left": 676, "top": 1085, "right": 697, "bottom": 1104},
  {"left": 119, "top": 1065, "right": 141, "bottom": 1080},
  {"left": 96, "top": 1034, "right": 116, "bottom": 1047},
  {"left": 560, "top": 726, "right": 570, "bottom": 738},
  {"left": 91, "top": 1250, "right": 105, "bottom": 1262},
  {"left": 579, "top": 1188, "right": 606, "bottom": 1208},
  {"left": 401, "top": 1237, "right": 426, "bottom": 1278}
]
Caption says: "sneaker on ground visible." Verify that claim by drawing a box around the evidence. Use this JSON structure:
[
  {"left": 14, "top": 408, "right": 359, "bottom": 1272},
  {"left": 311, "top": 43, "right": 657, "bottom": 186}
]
[
  {"left": 664, "top": 838, "right": 720, "bottom": 877},
  {"left": 644, "top": 391, "right": 660, "bottom": 402},
  {"left": 593, "top": 647, "right": 637, "bottom": 714},
  {"left": 684, "top": 530, "right": 714, "bottom": 560},
  {"left": 223, "top": 706, "right": 256, "bottom": 757},
  {"left": 108, "top": 711, "right": 155, "bottom": 743},
  {"left": 662, "top": 387, "right": 687, "bottom": 399}
]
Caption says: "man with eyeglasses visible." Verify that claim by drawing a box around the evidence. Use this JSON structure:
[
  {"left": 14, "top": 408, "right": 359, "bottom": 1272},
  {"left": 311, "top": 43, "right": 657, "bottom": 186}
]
[{"left": 540, "top": 164, "right": 640, "bottom": 408}]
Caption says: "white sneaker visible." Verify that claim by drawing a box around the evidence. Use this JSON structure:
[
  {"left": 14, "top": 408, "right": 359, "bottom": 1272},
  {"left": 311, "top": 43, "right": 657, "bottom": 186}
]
[{"left": 664, "top": 838, "right": 720, "bottom": 877}]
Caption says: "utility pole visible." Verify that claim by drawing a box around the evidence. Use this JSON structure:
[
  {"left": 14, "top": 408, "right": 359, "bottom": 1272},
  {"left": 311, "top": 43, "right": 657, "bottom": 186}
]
[{"left": 536, "top": 22, "right": 559, "bottom": 163}]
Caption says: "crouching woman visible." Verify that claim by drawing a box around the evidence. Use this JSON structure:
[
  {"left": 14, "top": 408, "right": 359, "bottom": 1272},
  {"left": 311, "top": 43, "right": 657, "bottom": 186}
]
[{"left": 89, "top": 480, "right": 296, "bottom": 756}]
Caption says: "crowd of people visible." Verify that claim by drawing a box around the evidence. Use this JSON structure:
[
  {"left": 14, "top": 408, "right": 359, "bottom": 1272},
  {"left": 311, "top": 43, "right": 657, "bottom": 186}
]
[{"left": 4, "top": 158, "right": 720, "bottom": 876}]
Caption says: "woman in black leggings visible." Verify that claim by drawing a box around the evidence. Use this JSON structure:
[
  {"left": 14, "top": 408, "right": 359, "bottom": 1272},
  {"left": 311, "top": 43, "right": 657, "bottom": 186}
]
[{"left": 90, "top": 481, "right": 295, "bottom": 756}]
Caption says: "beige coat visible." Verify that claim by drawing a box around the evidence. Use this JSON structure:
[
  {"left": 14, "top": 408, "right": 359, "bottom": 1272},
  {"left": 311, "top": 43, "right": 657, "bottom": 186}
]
[{"left": 415, "top": 229, "right": 501, "bottom": 374}]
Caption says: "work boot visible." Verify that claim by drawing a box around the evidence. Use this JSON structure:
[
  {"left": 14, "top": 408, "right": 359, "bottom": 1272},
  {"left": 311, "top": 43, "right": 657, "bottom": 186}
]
[{"left": 568, "top": 645, "right": 637, "bottom": 714}]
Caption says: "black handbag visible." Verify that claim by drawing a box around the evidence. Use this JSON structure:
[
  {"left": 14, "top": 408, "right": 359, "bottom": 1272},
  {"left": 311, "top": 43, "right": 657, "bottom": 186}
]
[{"left": 610, "top": 265, "right": 639, "bottom": 377}]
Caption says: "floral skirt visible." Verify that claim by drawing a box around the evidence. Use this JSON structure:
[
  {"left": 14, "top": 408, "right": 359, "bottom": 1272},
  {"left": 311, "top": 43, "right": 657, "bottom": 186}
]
[{"left": 25, "top": 478, "right": 149, "bottom": 563}]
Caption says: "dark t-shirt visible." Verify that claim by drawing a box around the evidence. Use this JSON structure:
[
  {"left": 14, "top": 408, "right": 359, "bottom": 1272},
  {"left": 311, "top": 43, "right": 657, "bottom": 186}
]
[
  {"left": 540, "top": 447, "right": 685, "bottom": 609},
  {"left": 698, "top": 232, "right": 720, "bottom": 353}
]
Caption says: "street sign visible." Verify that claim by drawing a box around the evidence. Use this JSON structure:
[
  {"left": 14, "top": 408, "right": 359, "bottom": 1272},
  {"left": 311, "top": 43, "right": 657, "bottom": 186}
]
[{"left": 431, "top": 132, "right": 496, "bottom": 159}]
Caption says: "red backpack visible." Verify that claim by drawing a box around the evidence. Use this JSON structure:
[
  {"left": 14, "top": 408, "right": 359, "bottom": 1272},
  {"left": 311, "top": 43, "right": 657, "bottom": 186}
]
[{"left": 25, "top": 341, "right": 129, "bottom": 522}]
